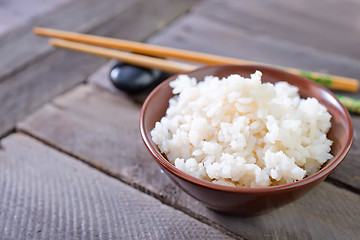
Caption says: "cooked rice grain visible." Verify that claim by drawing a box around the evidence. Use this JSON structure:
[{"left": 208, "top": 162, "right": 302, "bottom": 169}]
[{"left": 151, "top": 71, "right": 332, "bottom": 187}]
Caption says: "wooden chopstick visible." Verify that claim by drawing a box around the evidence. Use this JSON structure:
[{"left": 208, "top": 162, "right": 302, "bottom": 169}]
[
  {"left": 34, "top": 27, "right": 256, "bottom": 65},
  {"left": 50, "top": 39, "right": 196, "bottom": 73},
  {"left": 34, "top": 27, "right": 359, "bottom": 93},
  {"left": 49, "top": 38, "right": 360, "bottom": 114}
]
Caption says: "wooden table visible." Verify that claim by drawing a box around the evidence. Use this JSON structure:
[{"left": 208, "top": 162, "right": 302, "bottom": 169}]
[{"left": 1, "top": 0, "right": 360, "bottom": 239}]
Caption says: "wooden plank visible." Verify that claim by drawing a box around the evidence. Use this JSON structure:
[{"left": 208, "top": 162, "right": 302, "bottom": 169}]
[
  {"left": 0, "top": 0, "right": 73, "bottom": 36},
  {"left": 0, "top": 0, "right": 134, "bottom": 82},
  {"left": 328, "top": 149, "right": 360, "bottom": 192},
  {"left": 88, "top": 61, "right": 118, "bottom": 93},
  {"left": 0, "top": 0, "right": 196, "bottom": 136},
  {"left": 147, "top": 13, "right": 360, "bottom": 87},
  {"left": 193, "top": 0, "right": 360, "bottom": 61},
  {"left": 17, "top": 84, "right": 360, "bottom": 240},
  {"left": 0, "top": 133, "right": 234, "bottom": 239}
]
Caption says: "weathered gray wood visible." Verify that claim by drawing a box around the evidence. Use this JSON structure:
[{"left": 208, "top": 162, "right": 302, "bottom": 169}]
[
  {"left": 0, "top": 133, "right": 234, "bottom": 240},
  {"left": 88, "top": 61, "right": 118, "bottom": 93},
  {"left": 17, "top": 84, "right": 360, "bottom": 240},
  {"left": 0, "top": 0, "right": 72, "bottom": 36},
  {"left": 0, "top": 0, "right": 196, "bottom": 136},
  {"left": 0, "top": 0, "right": 134, "bottom": 82},
  {"left": 193, "top": 0, "right": 360, "bottom": 60},
  {"left": 147, "top": 13, "right": 360, "bottom": 86}
]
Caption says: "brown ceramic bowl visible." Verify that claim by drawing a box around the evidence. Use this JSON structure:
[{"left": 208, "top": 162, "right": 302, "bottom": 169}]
[{"left": 139, "top": 65, "right": 353, "bottom": 216}]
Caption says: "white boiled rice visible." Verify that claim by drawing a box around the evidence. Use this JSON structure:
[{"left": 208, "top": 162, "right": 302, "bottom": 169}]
[{"left": 151, "top": 71, "right": 333, "bottom": 187}]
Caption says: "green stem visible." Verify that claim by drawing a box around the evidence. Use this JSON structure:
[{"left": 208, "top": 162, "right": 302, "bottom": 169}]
[{"left": 336, "top": 95, "right": 360, "bottom": 114}]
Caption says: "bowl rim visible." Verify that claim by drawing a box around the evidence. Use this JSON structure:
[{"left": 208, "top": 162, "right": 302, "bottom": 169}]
[{"left": 139, "top": 64, "right": 353, "bottom": 193}]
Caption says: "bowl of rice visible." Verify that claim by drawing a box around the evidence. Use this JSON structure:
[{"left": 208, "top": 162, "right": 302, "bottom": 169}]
[{"left": 139, "top": 65, "right": 353, "bottom": 215}]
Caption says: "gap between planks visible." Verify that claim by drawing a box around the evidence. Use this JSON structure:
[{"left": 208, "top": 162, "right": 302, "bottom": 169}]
[
  {"left": 0, "top": 0, "right": 197, "bottom": 137},
  {"left": 17, "top": 111, "right": 245, "bottom": 240},
  {"left": 0, "top": 133, "right": 235, "bottom": 239},
  {"left": 0, "top": 0, "right": 135, "bottom": 83},
  {"left": 16, "top": 83, "right": 360, "bottom": 240}
]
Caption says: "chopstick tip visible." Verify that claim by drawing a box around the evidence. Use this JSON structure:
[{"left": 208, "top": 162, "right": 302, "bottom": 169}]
[
  {"left": 33, "top": 27, "right": 42, "bottom": 34},
  {"left": 49, "top": 38, "right": 59, "bottom": 45}
]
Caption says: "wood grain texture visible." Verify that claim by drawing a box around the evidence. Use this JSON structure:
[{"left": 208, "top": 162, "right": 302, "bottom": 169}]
[
  {"left": 0, "top": 0, "right": 196, "bottom": 136},
  {"left": 193, "top": 0, "right": 360, "bottom": 61},
  {"left": 0, "top": 133, "right": 234, "bottom": 240},
  {"left": 0, "top": 0, "right": 72, "bottom": 36},
  {"left": 147, "top": 13, "right": 360, "bottom": 86},
  {"left": 17, "top": 83, "right": 360, "bottom": 240},
  {"left": 147, "top": 2, "right": 360, "bottom": 101},
  {"left": 0, "top": 0, "right": 134, "bottom": 82}
]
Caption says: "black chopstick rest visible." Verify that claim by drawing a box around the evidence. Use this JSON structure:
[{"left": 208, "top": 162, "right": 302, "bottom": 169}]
[{"left": 109, "top": 62, "right": 170, "bottom": 94}]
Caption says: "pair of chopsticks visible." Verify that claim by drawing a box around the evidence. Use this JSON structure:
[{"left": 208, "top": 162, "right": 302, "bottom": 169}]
[{"left": 33, "top": 27, "right": 360, "bottom": 114}]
